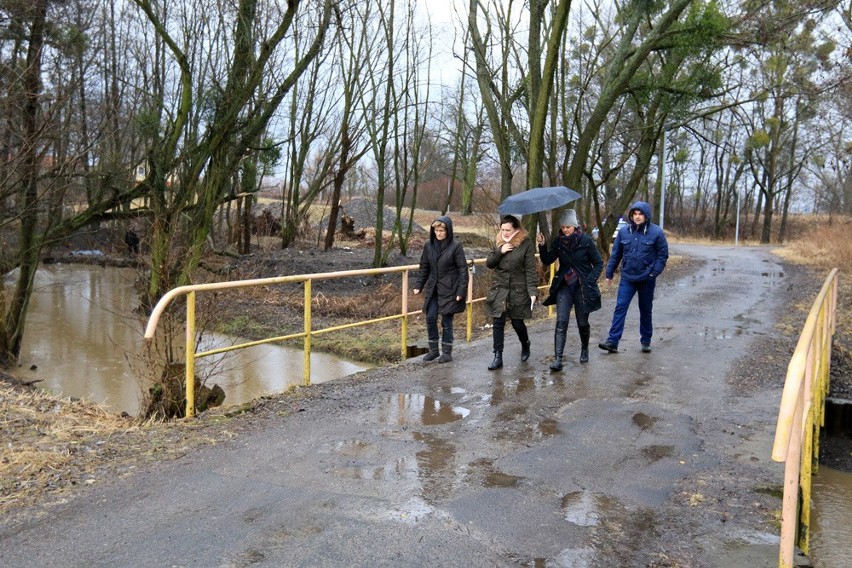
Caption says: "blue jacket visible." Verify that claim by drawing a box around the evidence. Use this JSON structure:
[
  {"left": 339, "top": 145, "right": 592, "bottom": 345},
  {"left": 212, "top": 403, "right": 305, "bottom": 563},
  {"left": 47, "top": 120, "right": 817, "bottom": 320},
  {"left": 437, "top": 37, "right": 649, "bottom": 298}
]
[{"left": 605, "top": 201, "right": 668, "bottom": 282}]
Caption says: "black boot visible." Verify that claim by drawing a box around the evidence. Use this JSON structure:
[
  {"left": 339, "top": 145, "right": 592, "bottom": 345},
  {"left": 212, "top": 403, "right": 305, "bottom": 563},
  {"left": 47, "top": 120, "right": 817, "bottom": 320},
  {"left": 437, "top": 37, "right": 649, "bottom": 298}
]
[
  {"left": 550, "top": 322, "right": 567, "bottom": 372},
  {"left": 579, "top": 325, "right": 590, "bottom": 363},
  {"left": 488, "top": 351, "right": 503, "bottom": 370},
  {"left": 549, "top": 355, "right": 563, "bottom": 372},
  {"left": 423, "top": 340, "right": 439, "bottom": 362},
  {"left": 438, "top": 342, "right": 453, "bottom": 363},
  {"left": 521, "top": 340, "right": 531, "bottom": 362}
]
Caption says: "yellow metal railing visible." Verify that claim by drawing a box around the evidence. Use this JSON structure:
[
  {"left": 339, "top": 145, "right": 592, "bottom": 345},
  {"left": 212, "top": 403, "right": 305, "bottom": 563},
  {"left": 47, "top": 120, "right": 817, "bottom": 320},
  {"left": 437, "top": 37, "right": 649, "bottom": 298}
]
[
  {"left": 771, "top": 268, "right": 839, "bottom": 568},
  {"left": 144, "top": 258, "right": 556, "bottom": 417}
]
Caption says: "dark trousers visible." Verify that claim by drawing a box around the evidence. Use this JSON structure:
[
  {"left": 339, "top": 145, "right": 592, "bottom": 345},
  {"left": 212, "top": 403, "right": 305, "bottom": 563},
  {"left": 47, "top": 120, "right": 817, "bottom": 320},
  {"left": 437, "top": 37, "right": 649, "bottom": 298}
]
[
  {"left": 555, "top": 282, "right": 590, "bottom": 328},
  {"left": 492, "top": 314, "right": 529, "bottom": 351},
  {"left": 425, "top": 296, "right": 454, "bottom": 344},
  {"left": 606, "top": 278, "right": 656, "bottom": 346}
]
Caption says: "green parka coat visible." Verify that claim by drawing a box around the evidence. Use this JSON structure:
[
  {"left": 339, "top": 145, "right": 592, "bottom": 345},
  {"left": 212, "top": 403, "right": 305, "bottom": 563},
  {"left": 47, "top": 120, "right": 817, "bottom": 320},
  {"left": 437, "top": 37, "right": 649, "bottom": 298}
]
[{"left": 484, "top": 227, "right": 539, "bottom": 319}]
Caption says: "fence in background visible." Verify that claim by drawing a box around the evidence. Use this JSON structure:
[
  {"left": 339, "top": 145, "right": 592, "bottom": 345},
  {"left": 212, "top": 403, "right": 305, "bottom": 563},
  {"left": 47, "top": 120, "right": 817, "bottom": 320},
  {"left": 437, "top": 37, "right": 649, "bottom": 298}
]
[{"left": 144, "top": 258, "right": 555, "bottom": 417}]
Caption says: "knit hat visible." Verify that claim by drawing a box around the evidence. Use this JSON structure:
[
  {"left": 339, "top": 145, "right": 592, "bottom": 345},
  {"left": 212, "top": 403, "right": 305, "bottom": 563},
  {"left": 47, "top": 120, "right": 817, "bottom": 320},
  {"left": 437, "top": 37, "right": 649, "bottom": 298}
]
[{"left": 559, "top": 209, "right": 579, "bottom": 228}]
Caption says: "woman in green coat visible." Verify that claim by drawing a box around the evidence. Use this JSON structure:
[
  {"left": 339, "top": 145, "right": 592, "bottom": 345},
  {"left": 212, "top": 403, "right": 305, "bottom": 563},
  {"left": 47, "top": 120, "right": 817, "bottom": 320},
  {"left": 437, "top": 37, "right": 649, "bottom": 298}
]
[{"left": 484, "top": 214, "right": 539, "bottom": 370}]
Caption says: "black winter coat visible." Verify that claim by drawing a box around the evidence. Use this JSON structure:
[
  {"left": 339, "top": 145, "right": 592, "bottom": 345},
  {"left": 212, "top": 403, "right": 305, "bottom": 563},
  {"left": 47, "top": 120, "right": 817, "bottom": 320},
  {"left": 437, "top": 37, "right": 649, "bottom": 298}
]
[
  {"left": 415, "top": 216, "right": 469, "bottom": 315},
  {"left": 538, "top": 231, "right": 603, "bottom": 313}
]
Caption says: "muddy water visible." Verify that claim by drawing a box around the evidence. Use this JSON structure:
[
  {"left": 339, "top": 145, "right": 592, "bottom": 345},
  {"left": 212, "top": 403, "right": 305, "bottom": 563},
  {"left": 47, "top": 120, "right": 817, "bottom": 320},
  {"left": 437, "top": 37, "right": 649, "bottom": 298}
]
[
  {"left": 10, "top": 264, "right": 369, "bottom": 416},
  {"left": 810, "top": 466, "right": 852, "bottom": 567}
]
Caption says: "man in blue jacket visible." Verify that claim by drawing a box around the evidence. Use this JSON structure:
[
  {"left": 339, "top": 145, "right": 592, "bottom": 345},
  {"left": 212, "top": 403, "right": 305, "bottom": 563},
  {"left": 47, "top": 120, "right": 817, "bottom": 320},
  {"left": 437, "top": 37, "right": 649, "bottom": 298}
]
[{"left": 599, "top": 201, "right": 668, "bottom": 354}]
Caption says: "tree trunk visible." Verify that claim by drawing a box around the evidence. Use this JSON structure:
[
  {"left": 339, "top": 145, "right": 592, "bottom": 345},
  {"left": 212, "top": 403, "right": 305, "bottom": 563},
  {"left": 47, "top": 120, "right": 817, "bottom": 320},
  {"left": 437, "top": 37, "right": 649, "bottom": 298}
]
[{"left": 0, "top": 0, "right": 48, "bottom": 366}]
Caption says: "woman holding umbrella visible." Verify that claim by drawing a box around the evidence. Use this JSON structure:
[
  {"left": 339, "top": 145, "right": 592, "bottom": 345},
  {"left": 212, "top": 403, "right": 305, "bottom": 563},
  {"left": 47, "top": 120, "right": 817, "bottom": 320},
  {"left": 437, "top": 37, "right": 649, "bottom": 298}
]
[
  {"left": 536, "top": 209, "right": 603, "bottom": 371},
  {"left": 484, "top": 214, "right": 539, "bottom": 370}
]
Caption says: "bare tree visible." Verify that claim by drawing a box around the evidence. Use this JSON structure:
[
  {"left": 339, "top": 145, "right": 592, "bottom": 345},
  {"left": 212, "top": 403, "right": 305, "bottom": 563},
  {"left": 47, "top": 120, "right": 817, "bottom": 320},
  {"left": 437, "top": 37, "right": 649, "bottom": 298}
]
[{"left": 130, "top": 0, "right": 334, "bottom": 305}]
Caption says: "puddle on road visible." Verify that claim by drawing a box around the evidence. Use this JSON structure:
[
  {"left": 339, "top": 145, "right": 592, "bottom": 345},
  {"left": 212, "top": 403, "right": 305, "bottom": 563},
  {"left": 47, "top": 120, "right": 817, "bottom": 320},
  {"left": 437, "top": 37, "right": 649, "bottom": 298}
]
[
  {"left": 697, "top": 326, "right": 747, "bottom": 340},
  {"left": 470, "top": 457, "right": 526, "bottom": 488},
  {"left": 328, "top": 456, "right": 419, "bottom": 481},
  {"left": 376, "top": 394, "right": 469, "bottom": 426},
  {"left": 412, "top": 431, "right": 458, "bottom": 502},
  {"left": 511, "top": 547, "right": 597, "bottom": 567},
  {"left": 760, "top": 270, "right": 784, "bottom": 290},
  {"left": 484, "top": 471, "right": 523, "bottom": 488},
  {"left": 561, "top": 491, "right": 620, "bottom": 527},
  {"left": 632, "top": 412, "right": 658, "bottom": 431},
  {"left": 641, "top": 445, "right": 676, "bottom": 462},
  {"left": 319, "top": 439, "right": 371, "bottom": 456}
]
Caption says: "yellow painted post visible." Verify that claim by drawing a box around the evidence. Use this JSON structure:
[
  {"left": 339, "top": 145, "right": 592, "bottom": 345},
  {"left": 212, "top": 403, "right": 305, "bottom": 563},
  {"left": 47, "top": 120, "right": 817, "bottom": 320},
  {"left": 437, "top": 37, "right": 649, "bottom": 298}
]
[
  {"left": 548, "top": 263, "right": 555, "bottom": 317},
  {"left": 779, "top": 392, "right": 804, "bottom": 568},
  {"left": 466, "top": 261, "right": 474, "bottom": 342},
  {"left": 304, "top": 279, "right": 311, "bottom": 386},
  {"left": 185, "top": 291, "right": 196, "bottom": 418},
  {"left": 401, "top": 270, "right": 409, "bottom": 359}
]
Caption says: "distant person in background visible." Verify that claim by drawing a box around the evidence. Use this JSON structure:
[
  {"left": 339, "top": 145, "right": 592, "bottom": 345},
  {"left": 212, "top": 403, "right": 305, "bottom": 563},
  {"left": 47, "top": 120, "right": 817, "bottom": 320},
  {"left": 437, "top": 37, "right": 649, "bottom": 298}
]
[
  {"left": 599, "top": 201, "right": 668, "bottom": 354},
  {"left": 537, "top": 209, "right": 603, "bottom": 371},
  {"left": 124, "top": 228, "right": 140, "bottom": 255},
  {"left": 484, "top": 214, "right": 539, "bottom": 370},
  {"left": 413, "top": 216, "right": 468, "bottom": 363}
]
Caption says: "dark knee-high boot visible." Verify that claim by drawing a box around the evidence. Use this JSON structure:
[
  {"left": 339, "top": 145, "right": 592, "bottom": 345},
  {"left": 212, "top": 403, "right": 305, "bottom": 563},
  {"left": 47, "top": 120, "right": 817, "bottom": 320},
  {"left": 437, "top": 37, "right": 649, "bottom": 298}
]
[
  {"left": 550, "top": 322, "right": 568, "bottom": 372},
  {"left": 579, "top": 325, "right": 590, "bottom": 363}
]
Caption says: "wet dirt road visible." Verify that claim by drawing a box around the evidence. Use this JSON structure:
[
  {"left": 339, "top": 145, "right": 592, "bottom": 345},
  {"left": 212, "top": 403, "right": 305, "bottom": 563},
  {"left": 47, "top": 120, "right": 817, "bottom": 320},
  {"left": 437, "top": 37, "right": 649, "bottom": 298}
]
[{"left": 0, "top": 245, "right": 791, "bottom": 567}]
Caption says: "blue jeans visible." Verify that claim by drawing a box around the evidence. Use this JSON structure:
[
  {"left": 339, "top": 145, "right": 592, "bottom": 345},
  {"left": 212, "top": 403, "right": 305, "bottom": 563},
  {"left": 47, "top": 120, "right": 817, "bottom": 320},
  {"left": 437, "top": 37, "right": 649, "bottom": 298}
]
[
  {"left": 606, "top": 278, "right": 656, "bottom": 346},
  {"left": 425, "top": 296, "right": 454, "bottom": 344}
]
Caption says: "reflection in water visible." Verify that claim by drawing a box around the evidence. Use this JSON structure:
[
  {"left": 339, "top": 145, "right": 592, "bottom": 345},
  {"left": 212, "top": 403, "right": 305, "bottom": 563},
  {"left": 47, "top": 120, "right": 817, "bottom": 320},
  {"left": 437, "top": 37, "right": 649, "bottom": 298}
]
[
  {"left": 376, "top": 394, "right": 469, "bottom": 426},
  {"left": 413, "top": 431, "right": 457, "bottom": 502},
  {"left": 810, "top": 466, "right": 852, "bottom": 568},
  {"left": 561, "top": 491, "right": 620, "bottom": 529},
  {"left": 10, "top": 264, "right": 369, "bottom": 416}
]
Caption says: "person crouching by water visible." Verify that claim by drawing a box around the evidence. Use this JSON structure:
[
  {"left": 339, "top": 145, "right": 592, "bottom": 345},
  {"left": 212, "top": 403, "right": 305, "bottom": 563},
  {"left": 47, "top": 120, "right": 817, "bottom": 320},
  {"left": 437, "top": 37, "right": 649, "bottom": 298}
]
[
  {"left": 485, "top": 214, "right": 539, "bottom": 370},
  {"left": 413, "top": 216, "right": 469, "bottom": 363},
  {"left": 536, "top": 209, "right": 603, "bottom": 371}
]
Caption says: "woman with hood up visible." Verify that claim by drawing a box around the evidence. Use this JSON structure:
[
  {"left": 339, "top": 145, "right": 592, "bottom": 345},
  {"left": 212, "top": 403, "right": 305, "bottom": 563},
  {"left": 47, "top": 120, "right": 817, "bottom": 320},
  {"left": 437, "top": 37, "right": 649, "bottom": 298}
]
[
  {"left": 413, "top": 216, "right": 469, "bottom": 363},
  {"left": 484, "top": 214, "right": 539, "bottom": 370},
  {"left": 536, "top": 209, "right": 603, "bottom": 371}
]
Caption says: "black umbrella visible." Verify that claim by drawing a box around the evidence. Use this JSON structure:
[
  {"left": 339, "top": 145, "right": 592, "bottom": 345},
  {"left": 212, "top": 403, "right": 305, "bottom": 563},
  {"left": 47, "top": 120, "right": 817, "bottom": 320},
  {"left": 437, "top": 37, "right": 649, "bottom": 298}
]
[{"left": 497, "top": 186, "right": 582, "bottom": 216}]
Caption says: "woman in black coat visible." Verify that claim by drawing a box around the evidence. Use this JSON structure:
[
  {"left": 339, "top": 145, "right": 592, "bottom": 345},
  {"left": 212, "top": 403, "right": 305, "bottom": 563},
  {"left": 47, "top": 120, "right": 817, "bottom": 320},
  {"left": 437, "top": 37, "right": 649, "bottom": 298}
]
[
  {"left": 537, "top": 209, "right": 603, "bottom": 371},
  {"left": 413, "top": 216, "right": 469, "bottom": 363}
]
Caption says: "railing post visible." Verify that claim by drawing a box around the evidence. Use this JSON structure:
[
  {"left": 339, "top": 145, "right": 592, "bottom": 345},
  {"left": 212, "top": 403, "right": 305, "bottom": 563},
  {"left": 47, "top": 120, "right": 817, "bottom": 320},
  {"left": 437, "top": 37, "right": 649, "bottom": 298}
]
[
  {"left": 304, "top": 279, "right": 311, "bottom": 386},
  {"left": 185, "top": 291, "right": 196, "bottom": 418},
  {"left": 779, "top": 391, "right": 804, "bottom": 568},
  {"left": 466, "top": 261, "right": 474, "bottom": 342},
  {"left": 401, "top": 270, "right": 409, "bottom": 359},
  {"left": 548, "top": 263, "right": 555, "bottom": 317}
]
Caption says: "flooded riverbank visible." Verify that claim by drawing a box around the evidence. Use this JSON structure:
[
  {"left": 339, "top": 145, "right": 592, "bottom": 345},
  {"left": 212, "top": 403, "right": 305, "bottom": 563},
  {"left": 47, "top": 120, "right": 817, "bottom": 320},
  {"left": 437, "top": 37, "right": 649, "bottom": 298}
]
[{"left": 9, "top": 264, "right": 369, "bottom": 415}]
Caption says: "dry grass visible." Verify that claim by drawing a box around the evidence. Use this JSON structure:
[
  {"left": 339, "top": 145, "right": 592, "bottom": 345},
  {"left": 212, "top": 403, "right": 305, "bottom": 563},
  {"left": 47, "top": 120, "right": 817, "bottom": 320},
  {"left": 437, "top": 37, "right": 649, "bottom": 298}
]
[
  {"left": 0, "top": 379, "right": 239, "bottom": 512},
  {"left": 775, "top": 218, "right": 852, "bottom": 359},
  {"left": 1, "top": 384, "right": 135, "bottom": 508},
  {"left": 774, "top": 221, "right": 852, "bottom": 270}
]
